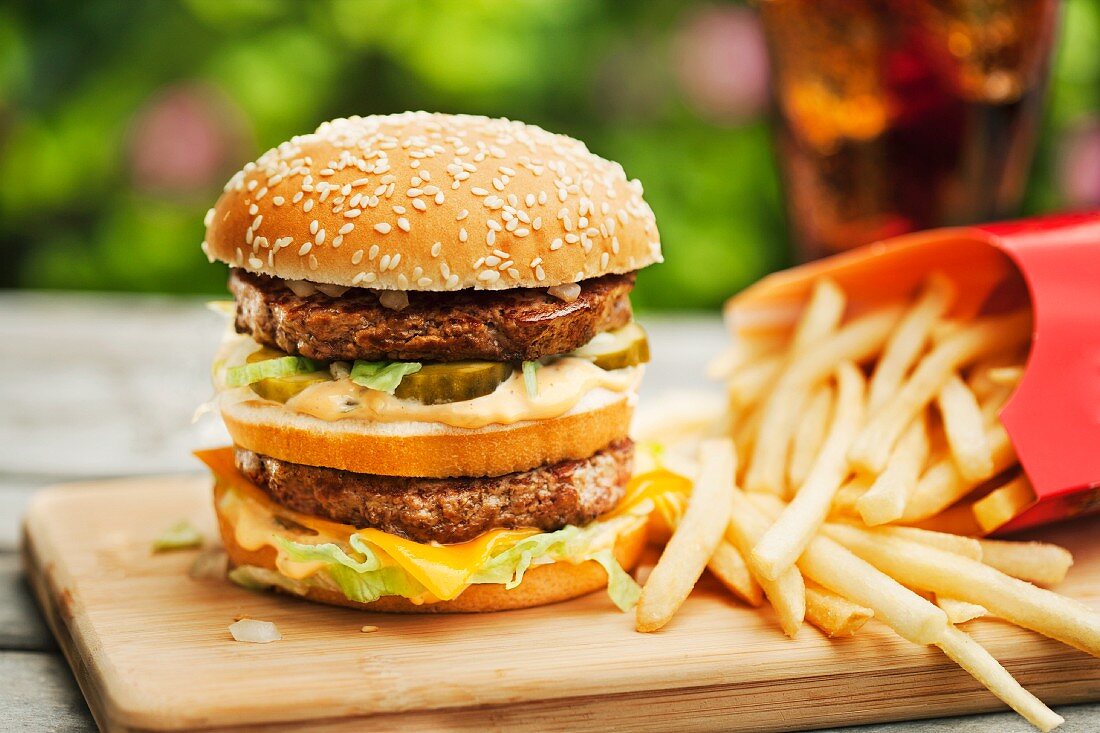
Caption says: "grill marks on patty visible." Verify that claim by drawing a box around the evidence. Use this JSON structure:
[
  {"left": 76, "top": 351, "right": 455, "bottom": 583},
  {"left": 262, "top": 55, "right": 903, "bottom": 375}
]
[
  {"left": 235, "top": 439, "right": 634, "bottom": 545},
  {"left": 230, "top": 269, "right": 635, "bottom": 363}
]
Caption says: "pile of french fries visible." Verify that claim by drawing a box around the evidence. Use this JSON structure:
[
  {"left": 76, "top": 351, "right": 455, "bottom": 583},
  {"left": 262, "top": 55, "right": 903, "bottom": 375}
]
[{"left": 633, "top": 275, "right": 1099, "bottom": 733}]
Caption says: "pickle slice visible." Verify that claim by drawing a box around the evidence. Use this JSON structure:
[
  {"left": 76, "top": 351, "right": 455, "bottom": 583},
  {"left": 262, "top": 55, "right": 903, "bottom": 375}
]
[
  {"left": 245, "top": 347, "right": 331, "bottom": 402},
  {"left": 569, "top": 322, "right": 650, "bottom": 370},
  {"left": 251, "top": 372, "right": 332, "bottom": 402},
  {"left": 246, "top": 346, "right": 289, "bottom": 364},
  {"left": 394, "top": 361, "right": 514, "bottom": 405}
]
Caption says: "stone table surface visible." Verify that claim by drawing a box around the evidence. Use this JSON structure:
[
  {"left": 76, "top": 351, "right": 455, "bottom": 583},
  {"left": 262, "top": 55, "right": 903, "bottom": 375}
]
[{"left": 1, "top": 291, "right": 1097, "bottom": 732}]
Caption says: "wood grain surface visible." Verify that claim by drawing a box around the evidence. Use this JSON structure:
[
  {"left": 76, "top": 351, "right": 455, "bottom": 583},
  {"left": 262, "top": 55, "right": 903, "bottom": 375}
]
[{"left": 23, "top": 475, "right": 1100, "bottom": 733}]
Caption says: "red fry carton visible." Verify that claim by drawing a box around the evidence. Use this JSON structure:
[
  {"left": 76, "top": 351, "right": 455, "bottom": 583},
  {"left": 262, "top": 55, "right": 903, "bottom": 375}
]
[{"left": 725, "top": 211, "right": 1100, "bottom": 535}]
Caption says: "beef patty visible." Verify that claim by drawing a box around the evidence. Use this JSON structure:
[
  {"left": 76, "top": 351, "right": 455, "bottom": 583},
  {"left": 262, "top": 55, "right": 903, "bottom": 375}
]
[
  {"left": 236, "top": 439, "right": 634, "bottom": 544},
  {"left": 230, "top": 269, "right": 634, "bottom": 363}
]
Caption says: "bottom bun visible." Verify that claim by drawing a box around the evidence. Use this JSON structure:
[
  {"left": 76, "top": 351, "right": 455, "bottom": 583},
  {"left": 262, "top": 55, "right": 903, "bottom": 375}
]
[{"left": 218, "top": 510, "right": 647, "bottom": 613}]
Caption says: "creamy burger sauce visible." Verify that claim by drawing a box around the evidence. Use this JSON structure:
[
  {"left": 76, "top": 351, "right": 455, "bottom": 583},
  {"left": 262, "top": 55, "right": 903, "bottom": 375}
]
[
  {"left": 213, "top": 328, "right": 641, "bottom": 429},
  {"left": 286, "top": 358, "right": 640, "bottom": 429}
]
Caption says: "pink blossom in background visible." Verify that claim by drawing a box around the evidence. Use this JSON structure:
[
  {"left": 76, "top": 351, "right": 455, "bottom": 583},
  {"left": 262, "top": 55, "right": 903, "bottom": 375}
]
[
  {"left": 1060, "top": 117, "right": 1100, "bottom": 209},
  {"left": 673, "top": 5, "right": 769, "bottom": 125},
  {"left": 129, "top": 83, "right": 249, "bottom": 194}
]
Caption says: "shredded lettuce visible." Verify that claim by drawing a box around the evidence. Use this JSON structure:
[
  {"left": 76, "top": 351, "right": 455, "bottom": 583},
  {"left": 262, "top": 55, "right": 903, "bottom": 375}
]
[
  {"left": 350, "top": 360, "right": 422, "bottom": 394},
  {"left": 522, "top": 360, "right": 540, "bottom": 398},
  {"left": 152, "top": 519, "right": 203, "bottom": 552},
  {"left": 268, "top": 517, "right": 642, "bottom": 610},
  {"left": 591, "top": 550, "right": 643, "bottom": 612},
  {"left": 274, "top": 536, "right": 426, "bottom": 603},
  {"left": 226, "top": 356, "right": 321, "bottom": 387}
]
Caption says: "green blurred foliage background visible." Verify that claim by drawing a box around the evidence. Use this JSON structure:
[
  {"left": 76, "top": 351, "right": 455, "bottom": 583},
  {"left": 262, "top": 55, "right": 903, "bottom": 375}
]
[{"left": 1, "top": 0, "right": 1098, "bottom": 310}]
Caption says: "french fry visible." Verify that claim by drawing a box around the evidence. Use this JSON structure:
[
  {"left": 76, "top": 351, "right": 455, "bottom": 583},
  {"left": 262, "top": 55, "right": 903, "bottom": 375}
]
[
  {"left": 806, "top": 581, "right": 873, "bottom": 637},
  {"left": 731, "top": 405, "right": 763, "bottom": 474},
  {"left": 708, "top": 539, "right": 765, "bottom": 607},
  {"left": 987, "top": 365, "right": 1025, "bottom": 386},
  {"left": 937, "top": 374, "right": 994, "bottom": 481},
  {"left": 728, "top": 356, "right": 782, "bottom": 408},
  {"left": 857, "top": 414, "right": 928, "bottom": 525},
  {"left": 978, "top": 539, "right": 1073, "bottom": 587},
  {"left": 744, "top": 306, "right": 902, "bottom": 497},
  {"left": 973, "top": 475, "right": 1038, "bottom": 534},
  {"left": 831, "top": 475, "right": 872, "bottom": 514},
  {"left": 901, "top": 419, "right": 1017, "bottom": 522},
  {"left": 823, "top": 522, "right": 1100, "bottom": 657},
  {"left": 788, "top": 384, "right": 833, "bottom": 490},
  {"left": 752, "top": 362, "right": 865, "bottom": 581},
  {"left": 708, "top": 332, "right": 789, "bottom": 381},
  {"left": 908, "top": 501, "right": 985, "bottom": 537},
  {"left": 728, "top": 488, "right": 806, "bottom": 637},
  {"left": 937, "top": 596, "right": 988, "bottom": 624},
  {"left": 867, "top": 273, "right": 956, "bottom": 411},
  {"left": 850, "top": 309, "right": 1031, "bottom": 474},
  {"left": 866, "top": 524, "right": 982, "bottom": 561},
  {"left": 790, "top": 278, "right": 846, "bottom": 354},
  {"left": 935, "top": 625, "right": 1063, "bottom": 732},
  {"left": 637, "top": 440, "right": 735, "bottom": 632}
]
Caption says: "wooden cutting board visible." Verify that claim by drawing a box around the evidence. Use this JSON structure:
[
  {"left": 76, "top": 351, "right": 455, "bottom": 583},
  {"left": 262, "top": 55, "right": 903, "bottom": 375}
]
[{"left": 22, "top": 476, "right": 1100, "bottom": 733}]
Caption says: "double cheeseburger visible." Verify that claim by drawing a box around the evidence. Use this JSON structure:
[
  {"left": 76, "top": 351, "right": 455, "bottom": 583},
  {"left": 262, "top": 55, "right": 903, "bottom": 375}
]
[{"left": 197, "top": 113, "right": 663, "bottom": 612}]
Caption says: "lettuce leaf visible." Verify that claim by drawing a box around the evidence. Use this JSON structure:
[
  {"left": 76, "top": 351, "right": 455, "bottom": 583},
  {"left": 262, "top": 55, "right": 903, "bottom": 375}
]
[
  {"left": 350, "top": 360, "right": 422, "bottom": 394},
  {"left": 274, "top": 536, "right": 427, "bottom": 603},
  {"left": 268, "top": 517, "right": 642, "bottom": 610},
  {"left": 226, "top": 356, "right": 321, "bottom": 387},
  {"left": 522, "top": 360, "right": 540, "bottom": 398}
]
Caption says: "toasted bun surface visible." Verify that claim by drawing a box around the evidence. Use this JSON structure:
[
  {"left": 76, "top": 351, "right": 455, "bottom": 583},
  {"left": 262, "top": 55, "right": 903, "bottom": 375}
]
[
  {"left": 218, "top": 510, "right": 647, "bottom": 613},
  {"left": 220, "top": 393, "right": 634, "bottom": 478},
  {"left": 203, "top": 113, "right": 662, "bottom": 291}
]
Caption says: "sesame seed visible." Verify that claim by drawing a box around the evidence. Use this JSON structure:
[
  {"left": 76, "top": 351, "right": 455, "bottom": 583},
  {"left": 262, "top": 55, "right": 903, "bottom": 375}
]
[
  {"left": 471, "top": 187, "right": 489, "bottom": 196},
  {"left": 446, "top": 274, "right": 460, "bottom": 289},
  {"left": 249, "top": 256, "right": 264, "bottom": 268},
  {"left": 431, "top": 241, "right": 442, "bottom": 257},
  {"left": 310, "top": 220, "right": 319, "bottom": 235},
  {"left": 486, "top": 229, "right": 496, "bottom": 246},
  {"left": 533, "top": 217, "right": 542, "bottom": 230},
  {"left": 456, "top": 209, "right": 469, "bottom": 221},
  {"left": 397, "top": 217, "right": 411, "bottom": 232},
  {"left": 352, "top": 272, "right": 368, "bottom": 285},
  {"left": 412, "top": 199, "right": 427, "bottom": 211},
  {"left": 407, "top": 188, "right": 423, "bottom": 197},
  {"left": 252, "top": 214, "right": 263, "bottom": 229},
  {"left": 530, "top": 257, "right": 543, "bottom": 267},
  {"left": 525, "top": 193, "right": 535, "bottom": 207},
  {"left": 600, "top": 252, "right": 610, "bottom": 268},
  {"left": 303, "top": 199, "right": 315, "bottom": 212},
  {"left": 550, "top": 238, "right": 563, "bottom": 251},
  {"left": 344, "top": 209, "right": 362, "bottom": 218},
  {"left": 508, "top": 267, "right": 520, "bottom": 279},
  {"left": 535, "top": 265, "right": 546, "bottom": 281},
  {"left": 478, "top": 270, "right": 500, "bottom": 283},
  {"left": 417, "top": 277, "right": 433, "bottom": 287},
  {"left": 204, "top": 208, "right": 214, "bottom": 226},
  {"left": 272, "top": 196, "right": 285, "bottom": 206},
  {"left": 487, "top": 219, "right": 502, "bottom": 231},
  {"left": 352, "top": 249, "right": 364, "bottom": 265},
  {"left": 379, "top": 254, "right": 391, "bottom": 271},
  {"left": 332, "top": 235, "right": 343, "bottom": 248},
  {"left": 473, "top": 257, "right": 486, "bottom": 268},
  {"left": 365, "top": 272, "right": 378, "bottom": 283},
  {"left": 485, "top": 255, "right": 501, "bottom": 267},
  {"left": 298, "top": 243, "right": 313, "bottom": 256},
  {"left": 374, "top": 223, "right": 392, "bottom": 234},
  {"left": 391, "top": 253, "right": 402, "bottom": 269},
  {"left": 315, "top": 229, "right": 326, "bottom": 245},
  {"left": 369, "top": 244, "right": 379, "bottom": 260},
  {"left": 515, "top": 228, "right": 530, "bottom": 237},
  {"left": 392, "top": 205, "right": 406, "bottom": 214},
  {"left": 459, "top": 227, "right": 468, "bottom": 242},
  {"left": 339, "top": 223, "right": 355, "bottom": 235}
]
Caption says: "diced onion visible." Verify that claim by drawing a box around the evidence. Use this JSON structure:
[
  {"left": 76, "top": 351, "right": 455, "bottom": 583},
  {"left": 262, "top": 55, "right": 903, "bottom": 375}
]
[
  {"left": 285, "top": 279, "right": 317, "bottom": 297},
  {"left": 379, "top": 291, "right": 410, "bottom": 311},
  {"left": 548, "top": 283, "right": 581, "bottom": 302},
  {"left": 228, "top": 619, "right": 281, "bottom": 644},
  {"left": 315, "top": 283, "right": 349, "bottom": 297}
]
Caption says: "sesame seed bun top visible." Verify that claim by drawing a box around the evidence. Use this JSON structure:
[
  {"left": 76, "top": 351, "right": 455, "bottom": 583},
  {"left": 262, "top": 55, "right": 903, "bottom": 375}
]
[{"left": 202, "top": 112, "right": 663, "bottom": 291}]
